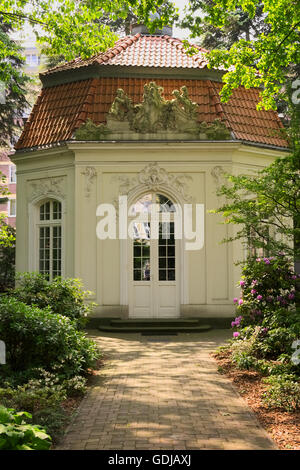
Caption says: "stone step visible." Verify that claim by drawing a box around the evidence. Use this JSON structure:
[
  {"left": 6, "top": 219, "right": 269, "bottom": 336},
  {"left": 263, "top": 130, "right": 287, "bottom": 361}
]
[
  {"left": 110, "top": 318, "right": 201, "bottom": 327},
  {"left": 98, "top": 324, "right": 212, "bottom": 333}
]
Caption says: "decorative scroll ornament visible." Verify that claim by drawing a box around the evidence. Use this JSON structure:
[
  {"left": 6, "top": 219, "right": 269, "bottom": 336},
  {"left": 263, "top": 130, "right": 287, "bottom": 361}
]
[
  {"left": 28, "top": 176, "right": 66, "bottom": 202},
  {"left": 112, "top": 162, "right": 193, "bottom": 205},
  {"left": 81, "top": 166, "right": 97, "bottom": 197}
]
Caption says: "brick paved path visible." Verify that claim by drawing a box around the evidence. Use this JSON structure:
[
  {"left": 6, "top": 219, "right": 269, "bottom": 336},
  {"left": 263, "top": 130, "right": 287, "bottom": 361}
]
[{"left": 56, "top": 330, "right": 277, "bottom": 450}]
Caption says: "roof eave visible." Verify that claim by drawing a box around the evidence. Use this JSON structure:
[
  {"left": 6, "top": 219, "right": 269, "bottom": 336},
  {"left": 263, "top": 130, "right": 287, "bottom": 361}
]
[{"left": 40, "top": 64, "right": 225, "bottom": 88}]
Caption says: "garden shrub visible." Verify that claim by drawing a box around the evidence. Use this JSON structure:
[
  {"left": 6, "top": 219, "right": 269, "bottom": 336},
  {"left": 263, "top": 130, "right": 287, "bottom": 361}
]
[
  {"left": 225, "top": 256, "right": 300, "bottom": 411},
  {"left": 0, "top": 296, "right": 100, "bottom": 377},
  {"left": 12, "top": 272, "right": 95, "bottom": 328},
  {"left": 262, "top": 375, "right": 300, "bottom": 412},
  {"left": 0, "top": 370, "right": 87, "bottom": 444},
  {"left": 0, "top": 406, "right": 52, "bottom": 450},
  {"left": 232, "top": 256, "right": 299, "bottom": 330},
  {"left": 0, "top": 224, "right": 15, "bottom": 292}
]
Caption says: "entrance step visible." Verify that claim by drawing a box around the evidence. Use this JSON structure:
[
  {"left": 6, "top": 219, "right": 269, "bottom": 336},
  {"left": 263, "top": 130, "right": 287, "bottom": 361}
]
[{"left": 97, "top": 318, "right": 212, "bottom": 333}]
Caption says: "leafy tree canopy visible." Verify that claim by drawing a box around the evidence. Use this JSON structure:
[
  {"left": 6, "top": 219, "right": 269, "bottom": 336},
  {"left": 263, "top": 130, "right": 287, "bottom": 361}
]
[
  {"left": 0, "top": 1, "right": 299, "bottom": 110},
  {"left": 181, "top": 0, "right": 300, "bottom": 109},
  {"left": 0, "top": 1, "right": 177, "bottom": 80}
]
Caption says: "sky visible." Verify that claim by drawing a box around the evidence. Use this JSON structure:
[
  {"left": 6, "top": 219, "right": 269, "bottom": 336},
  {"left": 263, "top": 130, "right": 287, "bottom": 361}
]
[{"left": 15, "top": 0, "right": 192, "bottom": 47}]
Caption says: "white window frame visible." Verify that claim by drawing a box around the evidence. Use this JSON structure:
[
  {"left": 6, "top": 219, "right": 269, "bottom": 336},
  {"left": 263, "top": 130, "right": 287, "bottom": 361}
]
[
  {"left": 37, "top": 200, "right": 63, "bottom": 281},
  {"left": 8, "top": 198, "right": 16, "bottom": 217},
  {"left": 9, "top": 165, "right": 16, "bottom": 183}
]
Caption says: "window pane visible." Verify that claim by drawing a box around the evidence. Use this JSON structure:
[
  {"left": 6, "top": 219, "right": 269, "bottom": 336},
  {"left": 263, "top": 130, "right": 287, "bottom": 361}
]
[
  {"left": 9, "top": 166, "right": 16, "bottom": 183},
  {"left": 53, "top": 201, "right": 62, "bottom": 220},
  {"left": 132, "top": 194, "right": 152, "bottom": 215},
  {"left": 9, "top": 199, "right": 16, "bottom": 216},
  {"left": 133, "top": 223, "right": 150, "bottom": 282},
  {"left": 159, "top": 270, "right": 167, "bottom": 281},
  {"left": 156, "top": 194, "right": 176, "bottom": 212},
  {"left": 40, "top": 202, "right": 50, "bottom": 221}
]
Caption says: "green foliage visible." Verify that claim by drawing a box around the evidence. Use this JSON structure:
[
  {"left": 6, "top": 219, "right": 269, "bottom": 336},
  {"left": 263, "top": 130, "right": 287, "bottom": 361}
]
[
  {"left": 0, "top": 223, "right": 15, "bottom": 292},
  {"left": 0, "top": 296, "right": 100, "bottom": 377},
  {"left": 262, "top": 374, "right": 300, "bottom": 412},
  {"left": 0, "top": 406, "right": 52, "bottom": 450},
  {"left": 0, "top": 21, "right": 30, "bottom": 147},
  {"left": 181, "top": 0, "right": 300, "bottom": 109},
  {"left": 0, "top": 369, "right": 87, "bottom": 442},
  {"left": 12, "top": 272, "right": 95, "bottom": 328},
  {"left": 0, "top": 1, "right": 178, "bottom": 74},
  {"left": 232, "top": 351, "right": 257, "bottom": 370},
  {"left": 212, "top": 155, "right": 300, "bottom": 260}
]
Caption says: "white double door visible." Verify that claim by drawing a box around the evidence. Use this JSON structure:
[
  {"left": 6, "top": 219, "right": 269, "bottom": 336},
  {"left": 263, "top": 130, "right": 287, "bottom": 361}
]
[{"left": 129, "top": 217, "right": 180, "bottom": 318}]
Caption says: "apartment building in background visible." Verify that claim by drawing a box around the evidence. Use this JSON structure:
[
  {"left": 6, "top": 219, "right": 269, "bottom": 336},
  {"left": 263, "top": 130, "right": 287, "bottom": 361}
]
[
  {"left": 0, "top": 43, "right": 42, "bottom": 227},
  {"left": 0, "top": 151, "right": 17, "bottom": 227}
]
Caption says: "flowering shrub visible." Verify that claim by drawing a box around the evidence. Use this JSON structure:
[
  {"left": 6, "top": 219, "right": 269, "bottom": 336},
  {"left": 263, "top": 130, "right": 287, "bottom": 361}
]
[{"left": 231, "top": 256, "right": 300, "bottom": 333}]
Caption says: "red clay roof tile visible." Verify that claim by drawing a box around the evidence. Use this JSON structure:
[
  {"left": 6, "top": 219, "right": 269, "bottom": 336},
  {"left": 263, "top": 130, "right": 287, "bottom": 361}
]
[
  {"left": 40, "top": 34, "right": 209, "bottom": 76},
  {"left": 15, "top": 76, "right": 288, "bottom": 150},
  {"left": 15, "top": 34, "right": 288, "bottom": 150}
]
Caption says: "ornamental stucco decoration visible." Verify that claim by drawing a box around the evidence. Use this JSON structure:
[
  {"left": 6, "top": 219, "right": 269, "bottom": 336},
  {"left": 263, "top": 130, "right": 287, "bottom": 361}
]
[
  {"left": 112, "top": 162, "right": 193, "bottom": 207},
  {"left": 28, "top": 176, "right": 66, "bottom": 202},
  {"left": 74, "top": 82, "right": 231, "bottom": 141},
  {"left": 81, "top": 166, "right": 97, "bottom": 197},
  {"left": 211, "top": 165, "right": 225, "bottom": 186}
]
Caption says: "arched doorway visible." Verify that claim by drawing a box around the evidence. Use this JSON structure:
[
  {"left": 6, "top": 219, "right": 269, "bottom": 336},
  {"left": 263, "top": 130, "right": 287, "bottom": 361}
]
[{"left": 128, "top": 192, "right": 180, "bottom": 318}]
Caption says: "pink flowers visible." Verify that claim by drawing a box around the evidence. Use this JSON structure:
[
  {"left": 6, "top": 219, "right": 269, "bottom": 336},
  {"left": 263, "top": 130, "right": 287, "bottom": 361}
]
[
  {"left": 238, "top": 299, "right": 244, "bottom": 305},
  {"left": 231, "top": 316, "right": 243, "bottom": 328},
  {"left": 233, "top": 332, "right": 240, "bottom": 338},
  {"left": 240, "top": 280, "right": 245, "bottom": 287},
  {"left": 257, "top": 295, "right": 263, "bottom": 301},
  {"left": 233, "top": 297, "right": 238, "bottom": 304},
  {"left": 251, "top": 289, "right": 257, "bottom": 295}
]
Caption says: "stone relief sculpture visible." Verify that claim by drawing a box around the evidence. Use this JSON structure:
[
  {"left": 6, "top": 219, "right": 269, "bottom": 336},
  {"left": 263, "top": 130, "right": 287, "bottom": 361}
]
[
  {"left": 108, "top": 89, "right": 134, "bottom": 122},
  {"left": 170, "top": 86, "right": 198, "bottom": 132},
  {"left": 28, "top": 176, "right": 66, "bottom": 202},
  {"left": 74, "top": 82, "right": 231, "bottom": 141},
  {"left": 132, "top": 82, "right": 167, "bottom": 133}
]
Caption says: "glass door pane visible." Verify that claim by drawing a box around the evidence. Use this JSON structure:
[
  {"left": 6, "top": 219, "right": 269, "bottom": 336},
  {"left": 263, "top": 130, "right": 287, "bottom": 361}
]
[
  {"left": 158, "top": 222, "right": 175, "bottom": 281},
  {"left": 133, "top": 222, "right": 150, "bottom": 281}
]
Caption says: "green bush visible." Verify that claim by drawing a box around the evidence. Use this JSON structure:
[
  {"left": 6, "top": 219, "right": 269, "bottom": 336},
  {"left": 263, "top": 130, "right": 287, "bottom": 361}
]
[
  {"left": 12, "top": 272, "right": 95, "bottom": 328},
  {"left": 232, "top": 351, "right": 257, "bottom": 370},
  {"left": 0, "top": 406, "right": 52, "bottom": 450},
  {"left": 0, "top": 296, "right": 100, "bottom": 377},
  {"left": 0, "top": 224, "right": 15, "bottom": 292},
  {"left": 253, "top": 326, "right": 299, "bottom": 359},
  {"left": 0, "top": 370, "right": 87, "bottom": 444},
  {"left": 262, "top": 374, "right": 300, "bottom": 412}
]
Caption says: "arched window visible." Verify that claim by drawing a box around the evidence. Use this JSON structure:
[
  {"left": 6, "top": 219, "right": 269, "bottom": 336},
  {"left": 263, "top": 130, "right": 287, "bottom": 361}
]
[
  {"left": 38, "top": 199, "right": 62, "bottom": 280},
  {"left": 132, "top": 193, "right": 176, "bottom": 215}
]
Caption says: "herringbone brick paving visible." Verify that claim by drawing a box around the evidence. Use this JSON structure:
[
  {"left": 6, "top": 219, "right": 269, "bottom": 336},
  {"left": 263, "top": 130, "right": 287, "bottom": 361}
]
[{"left": 55, "top": 330, "right": 277, "bottom": 450}]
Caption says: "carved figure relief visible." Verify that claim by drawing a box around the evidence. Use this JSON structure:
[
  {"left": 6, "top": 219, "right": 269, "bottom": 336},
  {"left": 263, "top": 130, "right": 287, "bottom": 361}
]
[{"left": 74, "top": 82, "right": 231, "bottom": 141}]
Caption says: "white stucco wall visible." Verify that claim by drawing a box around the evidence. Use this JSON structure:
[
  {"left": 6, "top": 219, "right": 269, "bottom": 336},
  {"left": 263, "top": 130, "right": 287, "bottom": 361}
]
[{"left": 12, "top": 141, "right": 287, "bottom": 318}]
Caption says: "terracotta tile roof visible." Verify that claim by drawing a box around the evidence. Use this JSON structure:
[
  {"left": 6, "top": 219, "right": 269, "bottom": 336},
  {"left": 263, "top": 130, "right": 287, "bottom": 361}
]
[
  {"left": 15, "top": 77, "right": 288, "bottom": 150},
  {"left": 41, "top": 34, "right": 209, "bottom": 76}
]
